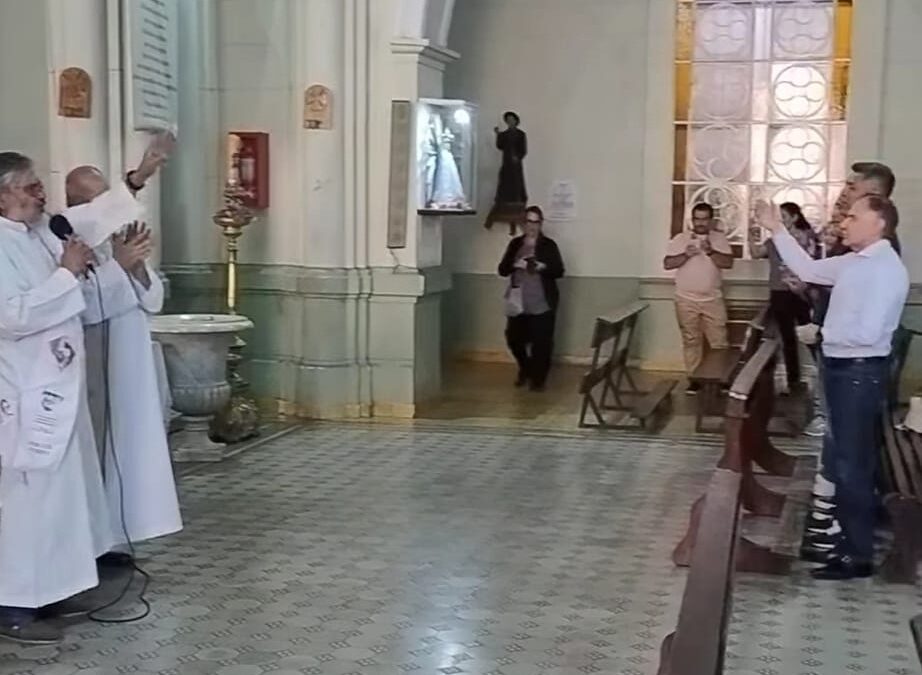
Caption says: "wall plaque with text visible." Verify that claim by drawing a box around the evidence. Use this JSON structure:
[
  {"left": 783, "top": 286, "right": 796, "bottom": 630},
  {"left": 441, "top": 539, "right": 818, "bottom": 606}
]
[
  {"left": 387, "top": 100, "right": 412, "bottom": 249},
  {"left": 128, "top": 0, "right": 179, "bottom": 132}
]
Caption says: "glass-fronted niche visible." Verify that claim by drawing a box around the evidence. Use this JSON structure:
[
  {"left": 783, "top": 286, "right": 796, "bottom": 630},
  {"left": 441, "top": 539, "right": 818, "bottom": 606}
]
[{"left": 416, "top": 99, "right": 478, "bottom": 215}]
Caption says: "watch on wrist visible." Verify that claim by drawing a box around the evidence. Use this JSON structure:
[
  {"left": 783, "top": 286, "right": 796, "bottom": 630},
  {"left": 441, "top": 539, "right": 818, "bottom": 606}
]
[{"left": 125, "top": 170, "right": 145, "bottom": 192}]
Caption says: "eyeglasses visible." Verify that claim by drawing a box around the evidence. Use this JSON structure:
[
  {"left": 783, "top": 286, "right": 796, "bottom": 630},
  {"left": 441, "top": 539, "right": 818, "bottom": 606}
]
[
  {"left": 23, "top": 181, "right": 44, "bottom": 197},
  {"left": 14, "top": 180, "right": 44, "bottom": 197},
  {"left": 525, "top": 219, "right": 542, "bottom": 224}
]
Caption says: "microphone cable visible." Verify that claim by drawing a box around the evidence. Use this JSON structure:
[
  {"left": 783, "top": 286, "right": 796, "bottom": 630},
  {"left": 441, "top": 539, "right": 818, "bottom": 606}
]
[{"left": 87, "top": 270, "right": 152, "bottom": 624}]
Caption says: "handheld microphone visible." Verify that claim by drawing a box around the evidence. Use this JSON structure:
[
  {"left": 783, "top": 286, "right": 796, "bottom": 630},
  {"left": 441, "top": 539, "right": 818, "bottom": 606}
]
[
  {"left": 49, "top": 214, "right": 95, "bottom": 273},
  {"left": 48, "top": 213, "right": 74, "bottom": 240}
]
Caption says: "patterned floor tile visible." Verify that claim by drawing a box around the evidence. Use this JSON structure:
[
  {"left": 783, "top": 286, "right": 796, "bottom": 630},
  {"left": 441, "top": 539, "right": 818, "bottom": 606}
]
[{"left": 2, "top": 423, "right": 919, "bottom": 674}]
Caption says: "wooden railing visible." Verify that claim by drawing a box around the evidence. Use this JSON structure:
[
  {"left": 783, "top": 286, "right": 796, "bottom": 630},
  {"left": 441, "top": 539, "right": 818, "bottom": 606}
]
[{"left": 658, "top": 316, "right": 802, "bottom": 675}]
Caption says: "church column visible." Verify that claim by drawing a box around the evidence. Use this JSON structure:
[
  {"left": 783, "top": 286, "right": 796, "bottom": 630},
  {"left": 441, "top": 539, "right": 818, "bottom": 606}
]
[
  {"left": 45, "top": 0, "right": 180, "bottom": 270},
  {"left": 44, "top": 0, "right": 110, "bottom": 210},
  {"left": 292, "top": 0, "right": 346, "bottom": 268},
  {"left": 846, "top": 0, "right": 888, "bottom": 160},
  {"left": 375, "top": 38, "right": 458, "bottom": 270},
  {"left": 265, "top": 0, "right": 371, "bottom": 418},
  {"left": 160, "top": 0, "right": 222, "bottom": 266},
  {"left": 359, "top": 35, "right": 457, "bottom": 417},
  {"left": 118, "top": 0, "right": 188, "bottom": 271}
]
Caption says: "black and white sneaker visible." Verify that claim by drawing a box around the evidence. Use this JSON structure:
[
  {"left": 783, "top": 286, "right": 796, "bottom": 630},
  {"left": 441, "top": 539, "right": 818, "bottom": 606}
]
[
  {"left": 804, "top": 512, "right": 838, "bottom": 534},
  {"left": 811, "top": 497, "right": 836, "bottom": 513},
  {"left": 803, "top": 531, "right": 840, "bottom": 549},
  {"left": 811, "top": 555, "right": 873, "bottom": 580},
  {"left": 806, "top": 521, "right": 841, "bottom": 538}
]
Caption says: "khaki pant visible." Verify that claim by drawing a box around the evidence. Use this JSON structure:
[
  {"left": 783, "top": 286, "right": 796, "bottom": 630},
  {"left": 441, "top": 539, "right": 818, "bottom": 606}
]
[{"left": 675, "top": 295, "right": 728, "bottom": 373}]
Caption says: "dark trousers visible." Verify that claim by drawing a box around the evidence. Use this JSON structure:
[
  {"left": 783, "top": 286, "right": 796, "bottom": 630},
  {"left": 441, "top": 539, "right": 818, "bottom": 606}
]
[
  {"left": 770, "top": 290, "right": 811, "bottom": 386},
  {"left": 0, "top": 606, "right": 36, "bottom": 624},
  {"left": 823, "top": 356, "right": 888, "bottom": 562},
  {"left": 506, "top": 311, "right": 556, "bottom": 386}
]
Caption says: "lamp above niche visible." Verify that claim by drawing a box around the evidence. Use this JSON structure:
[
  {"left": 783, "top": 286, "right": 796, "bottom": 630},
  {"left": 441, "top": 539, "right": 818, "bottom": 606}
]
[{"left": 226, "top": 132, "right": 270, "bottom": 209}]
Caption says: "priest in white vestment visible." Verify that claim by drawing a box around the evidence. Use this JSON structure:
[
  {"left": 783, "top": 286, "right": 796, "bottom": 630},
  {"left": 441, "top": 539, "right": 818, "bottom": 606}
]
[
  {"left": 64, "top": 132, "right": 182, "bottom": 562},
  {"left": 0, "top": 152, "right": 154, "bottom": 645}
]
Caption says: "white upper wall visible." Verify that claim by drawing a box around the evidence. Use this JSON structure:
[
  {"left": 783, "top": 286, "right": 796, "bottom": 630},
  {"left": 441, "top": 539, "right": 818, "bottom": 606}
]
[
  {"left": 157, "top": 0, "right": 922, "bottom": 280},
  {"left": 443, "top": 0, "right": 650, "bottom": 278},
  {"left": 0, "top": 1, "right": 51, "bottom": 179},
  {"left": 440, "top": 0, "right": 922, "bottom": 283},
  {"left": 45, "top": 0, "right": 110, "bottom": 211},
  {"left": 879, "top": 0, "right": 922, "bottom": 278},
  {"left": 216, "top": 0, "right": 300, "bottom": 266}
]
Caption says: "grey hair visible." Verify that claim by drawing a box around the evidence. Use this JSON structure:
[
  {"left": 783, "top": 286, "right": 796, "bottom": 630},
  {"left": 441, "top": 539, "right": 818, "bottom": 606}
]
[{"left": 0, "top": 152, "right": 34, "bottom": 192}]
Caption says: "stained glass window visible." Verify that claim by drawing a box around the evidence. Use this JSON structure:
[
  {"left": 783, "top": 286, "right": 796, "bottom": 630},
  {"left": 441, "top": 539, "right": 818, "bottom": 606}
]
[{"left": 672, "top": 0, "right": 852, "bottom": 257}]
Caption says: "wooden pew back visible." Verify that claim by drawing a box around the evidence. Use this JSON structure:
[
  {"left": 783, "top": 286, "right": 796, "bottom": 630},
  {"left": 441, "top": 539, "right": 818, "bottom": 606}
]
[{"left": 659, "top": 324, "right": 787, "bottom": 675}]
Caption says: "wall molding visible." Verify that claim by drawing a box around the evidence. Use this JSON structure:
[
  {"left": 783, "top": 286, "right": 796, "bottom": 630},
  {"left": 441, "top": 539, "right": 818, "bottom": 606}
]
[
  {"left": 162, "top": 262, "right": 453, "bottom": 299},
  {"left": 164, "top": 262, "right": 451, "bottom": 419},
  {"left": 166, "top": 261, "right": 922, "bottom": 311},
  {"left": 390, "top": 38, "right": 459, "bottom": 70}
]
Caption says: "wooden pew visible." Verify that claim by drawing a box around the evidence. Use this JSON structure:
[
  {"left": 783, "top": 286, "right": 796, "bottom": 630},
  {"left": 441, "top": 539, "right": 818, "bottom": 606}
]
[
  {"left": 689, "top": 349, "right": 742, "bottom": 433},
  {"left": 687, "top": 308, "right": 770, "bottom": 434},
  {"left": 656, "top": 469, "right": 741, "bottom": 675},
  {"left": 689, "top": 307, "right": 806, "bottom": 436},
  {"left": 877, "top": 327, "right": 922, "bottom": 584},
  {"left": 911, "top": 614, "right": 922, "bottom": 667},
  {"left": 577, "top": 301, "right": 677, "bottom": 431},
  {"left": 659, "top": 325, "right": 803, "bottom": 675}
]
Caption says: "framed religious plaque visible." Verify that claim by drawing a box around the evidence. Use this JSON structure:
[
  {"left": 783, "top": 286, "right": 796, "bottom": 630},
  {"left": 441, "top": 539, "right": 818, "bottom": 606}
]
[
  {"left": 58, "top": 67, "right": 92, "bottom": 118},
  {"left": 126, "top": 0, "right": 179, "bottom": 131},
  {"left": 303, "top": 85, "right": 333, "bottom": 130},
  {"left": 387, "top": 100, "right": 412, "bottom": 248}
]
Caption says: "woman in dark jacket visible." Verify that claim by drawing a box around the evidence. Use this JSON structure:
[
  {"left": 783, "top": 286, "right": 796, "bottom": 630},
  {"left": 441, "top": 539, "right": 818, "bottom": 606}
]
[{"left": 498, "top": 205, "right": 565, "bottom": 391}]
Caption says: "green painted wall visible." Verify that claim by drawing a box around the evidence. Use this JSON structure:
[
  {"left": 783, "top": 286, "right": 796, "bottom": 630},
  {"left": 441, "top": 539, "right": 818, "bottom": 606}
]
[
  {"left": 163, "top": 264, "right": 450, "bottom": 418},
  {"left": 165, "top": 263, "right": 922, "bottom": 417},
  {"left": 442, "top": 275, "right": 641, "bottom": 362}
]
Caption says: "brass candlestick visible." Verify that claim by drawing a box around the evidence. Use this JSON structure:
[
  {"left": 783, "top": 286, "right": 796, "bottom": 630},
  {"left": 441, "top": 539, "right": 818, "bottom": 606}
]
[
  {"left": 214, "top": 181, "right": 250, "bottom": 313},
  {"left": 210, "top": 178, "right": 260, "bottom": 443}
]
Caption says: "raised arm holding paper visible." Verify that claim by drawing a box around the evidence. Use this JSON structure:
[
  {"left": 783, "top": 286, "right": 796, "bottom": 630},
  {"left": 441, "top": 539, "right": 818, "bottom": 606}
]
[{"left": 64, "top": 131, "right": 182, "bottom": 569}]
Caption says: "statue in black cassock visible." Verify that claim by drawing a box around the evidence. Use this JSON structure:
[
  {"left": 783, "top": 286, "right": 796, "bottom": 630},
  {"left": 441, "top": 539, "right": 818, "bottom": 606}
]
[{"left": 486, "top": 111, "right": 528, "bottom": 234}]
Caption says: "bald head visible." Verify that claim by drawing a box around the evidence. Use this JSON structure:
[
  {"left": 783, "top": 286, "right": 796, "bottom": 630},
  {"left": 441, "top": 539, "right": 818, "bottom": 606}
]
[{"left": 65, "top": 165, "right": 108, "bottom": 207}]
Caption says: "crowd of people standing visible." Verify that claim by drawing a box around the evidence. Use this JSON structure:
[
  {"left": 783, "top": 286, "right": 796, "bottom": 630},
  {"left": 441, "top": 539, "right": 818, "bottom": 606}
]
[{"left": 663, "top": 161, "right": 907, "bottom": 580}]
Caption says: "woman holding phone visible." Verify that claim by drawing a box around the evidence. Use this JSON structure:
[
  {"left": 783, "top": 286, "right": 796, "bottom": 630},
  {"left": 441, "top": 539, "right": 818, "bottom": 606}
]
[
  {"left": 748, "top": 201, "right": 820, "bottom": 393},
  {"left": 498, "top": 206, "right": 565, "bottom": 391}
]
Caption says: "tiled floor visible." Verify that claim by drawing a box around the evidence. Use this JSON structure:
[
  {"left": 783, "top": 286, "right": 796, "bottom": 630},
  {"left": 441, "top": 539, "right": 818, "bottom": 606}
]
[
  {"left": 416, "top": 361, "right": 795, "bottom": 436},
  {"left": 3, "top": 423, "right": 919, "bottom": 675},
  {"left": 415, "top": 362, "right": 695, "bottom": 435}
]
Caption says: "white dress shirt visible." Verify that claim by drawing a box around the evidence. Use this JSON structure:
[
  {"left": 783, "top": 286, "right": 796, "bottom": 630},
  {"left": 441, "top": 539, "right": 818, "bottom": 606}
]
[{"left": 771, "top": 228, "right": 908, "bottom": 358}]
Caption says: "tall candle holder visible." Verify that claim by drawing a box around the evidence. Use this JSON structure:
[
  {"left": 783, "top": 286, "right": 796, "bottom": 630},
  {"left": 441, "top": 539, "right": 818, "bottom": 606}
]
[{"left": 210, "top": 163, "right": 260, "bottom": 443}]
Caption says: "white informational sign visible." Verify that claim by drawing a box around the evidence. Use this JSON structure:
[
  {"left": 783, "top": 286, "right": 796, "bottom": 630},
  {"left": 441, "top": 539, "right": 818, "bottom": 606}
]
[
  {"left": 128, "top": 0, "right": 179, "bottom": 132},
  {"left": 547, "top": 180, "right": 578, "bottom": 222}
]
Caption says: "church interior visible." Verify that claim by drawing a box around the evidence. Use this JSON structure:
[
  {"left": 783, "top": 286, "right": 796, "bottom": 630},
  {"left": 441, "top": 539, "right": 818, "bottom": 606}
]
[{"left": 2, "top": 0, "right": 922, "bottom": 673}]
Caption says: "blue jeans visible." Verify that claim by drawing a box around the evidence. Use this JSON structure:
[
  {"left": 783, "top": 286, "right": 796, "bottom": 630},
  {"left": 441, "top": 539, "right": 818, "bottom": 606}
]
[{"left": 822, "top": 356, "right": 888, "bottom": 562}]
